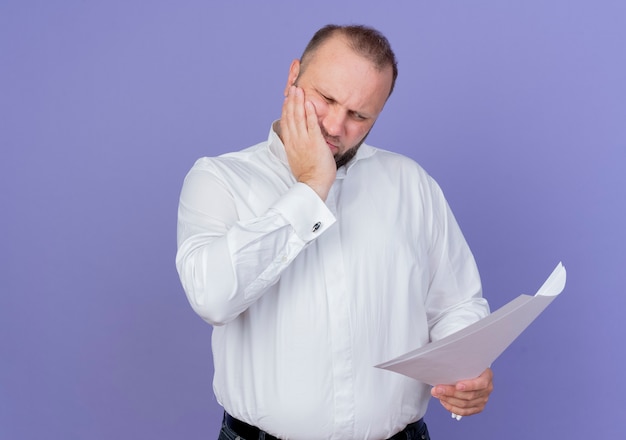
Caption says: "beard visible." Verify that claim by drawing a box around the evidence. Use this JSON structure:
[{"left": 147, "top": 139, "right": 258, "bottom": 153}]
[
  {"left": 334, "top": 145, "right": 359, "bottom": 169},
  {"left": 322, "top": 126, "right": 372, "bottom": 169}
]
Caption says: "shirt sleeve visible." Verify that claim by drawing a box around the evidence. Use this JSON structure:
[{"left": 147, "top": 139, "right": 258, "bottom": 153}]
[
  {"left": 175, "top": 162, "right": 336, "bottom": 326},
  {"left": 424, "top": 178, "right": 490, "bottom": 342}
]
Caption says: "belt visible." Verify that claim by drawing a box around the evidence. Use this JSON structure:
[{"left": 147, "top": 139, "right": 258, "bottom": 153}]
[
  {"left": 224, "top": 412, "right": 280, "bottom": 440},
  {"left": 224, "top": 412, "right": 425, "bottom": 440}
]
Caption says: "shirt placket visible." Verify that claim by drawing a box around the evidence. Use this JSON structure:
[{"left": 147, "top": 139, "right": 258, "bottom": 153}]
[{"left": 318, "top": 182, "right": 355, "bottom": 439}]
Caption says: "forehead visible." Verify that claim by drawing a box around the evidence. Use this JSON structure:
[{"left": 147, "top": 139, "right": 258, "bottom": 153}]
[{"left": 300, "top": 36, "right": 393, "bottom": 115}]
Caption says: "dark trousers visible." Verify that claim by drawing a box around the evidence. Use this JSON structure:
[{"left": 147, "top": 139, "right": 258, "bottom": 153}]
[{"left": 218, "top": 412, "right": 431, "bottom": 440}]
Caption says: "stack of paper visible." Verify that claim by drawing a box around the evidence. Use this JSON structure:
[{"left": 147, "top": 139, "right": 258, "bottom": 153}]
[{"left": 376, "top": 263, "right": 566, "bottom": 385}]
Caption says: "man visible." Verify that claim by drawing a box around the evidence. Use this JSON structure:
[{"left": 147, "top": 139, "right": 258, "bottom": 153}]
[{"left": 176, "top": 24, "right": 493, "bottom": 440}]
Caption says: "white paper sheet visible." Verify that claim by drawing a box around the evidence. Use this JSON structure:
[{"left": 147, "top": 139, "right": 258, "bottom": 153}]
[{"left": 375, "top": 262, "right": 566, "bottom": 385}]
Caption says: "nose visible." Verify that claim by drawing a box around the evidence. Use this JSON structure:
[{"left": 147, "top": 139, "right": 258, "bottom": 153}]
[{"left": 321, "top": 106, "right": 345, "bottom": 138}]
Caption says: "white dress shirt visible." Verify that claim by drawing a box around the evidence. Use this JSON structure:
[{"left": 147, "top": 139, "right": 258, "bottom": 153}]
[{"left": 176, "top": 124, "right": 489, "bottom": 440}]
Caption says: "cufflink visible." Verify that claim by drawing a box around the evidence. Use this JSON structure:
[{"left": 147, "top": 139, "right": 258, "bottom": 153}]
[{"left": 312, "top": 222, "right": 322, "bottom": 232}]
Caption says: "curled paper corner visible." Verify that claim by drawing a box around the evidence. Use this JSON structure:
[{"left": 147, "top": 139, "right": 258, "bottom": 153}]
[{"left": 535, "top": 262, "right": 566, "bottom": 297}]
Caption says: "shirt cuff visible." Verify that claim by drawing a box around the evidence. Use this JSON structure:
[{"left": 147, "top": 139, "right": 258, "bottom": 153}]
[{"left": 271, "top": 182, "right": 336, "bottom": 242}]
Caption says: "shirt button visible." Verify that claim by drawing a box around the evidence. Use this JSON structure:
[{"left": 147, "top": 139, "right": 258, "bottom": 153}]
[{"left": 312, "top": 221, "right": 322, "bottom": 232}]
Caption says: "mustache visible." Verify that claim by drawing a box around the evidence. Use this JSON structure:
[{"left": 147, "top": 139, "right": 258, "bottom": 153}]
[
  {"left": 320, "top": 126, "right": 341, "bottom": 147},
  {"left": 318, "top": 124, "right": 373, "bottom": 169}
]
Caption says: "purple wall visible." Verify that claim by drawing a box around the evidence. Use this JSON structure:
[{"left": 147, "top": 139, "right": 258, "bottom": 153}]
[{"left": 2, "top": 1, "right": 624, "bottom": 438}]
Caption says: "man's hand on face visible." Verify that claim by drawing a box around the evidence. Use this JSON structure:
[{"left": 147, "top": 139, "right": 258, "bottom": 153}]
[{"left": 280, "top": 85, "right": 336, "bottom": 201}]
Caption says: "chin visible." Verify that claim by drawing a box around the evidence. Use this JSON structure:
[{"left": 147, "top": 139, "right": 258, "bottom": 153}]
[{"left": 334, "top": 146, "right": 359, "bottom": 169}]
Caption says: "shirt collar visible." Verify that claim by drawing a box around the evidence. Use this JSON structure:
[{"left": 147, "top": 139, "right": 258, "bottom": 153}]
[
  {"left": 268, "top": 121, "right": 289, "bottom": 166},
  {"left": 267, "top": 121, "right": 377, "bottom": 179}
]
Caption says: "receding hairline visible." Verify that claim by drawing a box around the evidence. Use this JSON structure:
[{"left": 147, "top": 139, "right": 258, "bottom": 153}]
[{"left": 299, "top": 24, "right": 398, "bottom": 96}]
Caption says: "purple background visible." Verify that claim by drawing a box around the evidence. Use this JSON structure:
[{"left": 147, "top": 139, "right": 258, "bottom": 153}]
[{"left": 2, "top": 1, "right": 624, "bottom": 438}]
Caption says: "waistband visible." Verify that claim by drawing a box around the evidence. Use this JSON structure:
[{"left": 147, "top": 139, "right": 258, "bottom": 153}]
[{"left": 224, "top": 412, "right": 425, "bottom": 440}]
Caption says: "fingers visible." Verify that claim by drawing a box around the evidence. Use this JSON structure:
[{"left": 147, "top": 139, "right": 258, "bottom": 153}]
[
  {"left": 458, "top": 367, "right": 493, "bottom": 392},
  {"left": 304, "top": 98, "right": 322, "bottom": 137},
  {"left": 432, "top": 387, "right": 490, "bottom": 416},
  {"left": 281, "top": 86, "right": 305, "bottom": 144},
  {"left": 279, "top": 85, "right": 336, "bottom": 200},
  {"left": 281, "top": 86, "right": 320, "bottom": 150},
  {"left": 431, "top": 368, "right": 494, "bottom": 417}
]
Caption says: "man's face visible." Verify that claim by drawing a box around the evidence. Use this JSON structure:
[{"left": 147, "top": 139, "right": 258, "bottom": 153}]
[{"left": 286, "top": 36, "right": 393, "bottom": 165}]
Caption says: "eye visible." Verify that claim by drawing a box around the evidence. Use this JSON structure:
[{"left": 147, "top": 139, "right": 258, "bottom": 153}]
[
  {"left": 350, "top": 111, "right": 368, "bottom": 121},
  {"left": 320, "top": 93, "right": 334, "bottom": 104}
]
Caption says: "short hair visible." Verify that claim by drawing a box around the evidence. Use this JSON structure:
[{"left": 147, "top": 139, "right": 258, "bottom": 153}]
[{"left": 300, "top": 24, "right": 398, "bottom": 96}]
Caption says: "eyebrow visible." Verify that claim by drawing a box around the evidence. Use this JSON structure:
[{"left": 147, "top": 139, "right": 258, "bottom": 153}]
[
  {"left": 317, "top": 89, "right": 373, "bottom": 120},
  {"left": 349, "top": 110, "right": 370, "bottom": 120}
]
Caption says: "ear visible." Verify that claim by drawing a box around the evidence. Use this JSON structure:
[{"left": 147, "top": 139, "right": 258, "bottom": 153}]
[{"left": 283, "top": 59, "right": 300, "bottom": 96}]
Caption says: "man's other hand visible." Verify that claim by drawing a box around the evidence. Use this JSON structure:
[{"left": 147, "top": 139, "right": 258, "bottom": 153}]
[{"left": 430, "top": 367, "right": 494, "bottom": 417}]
